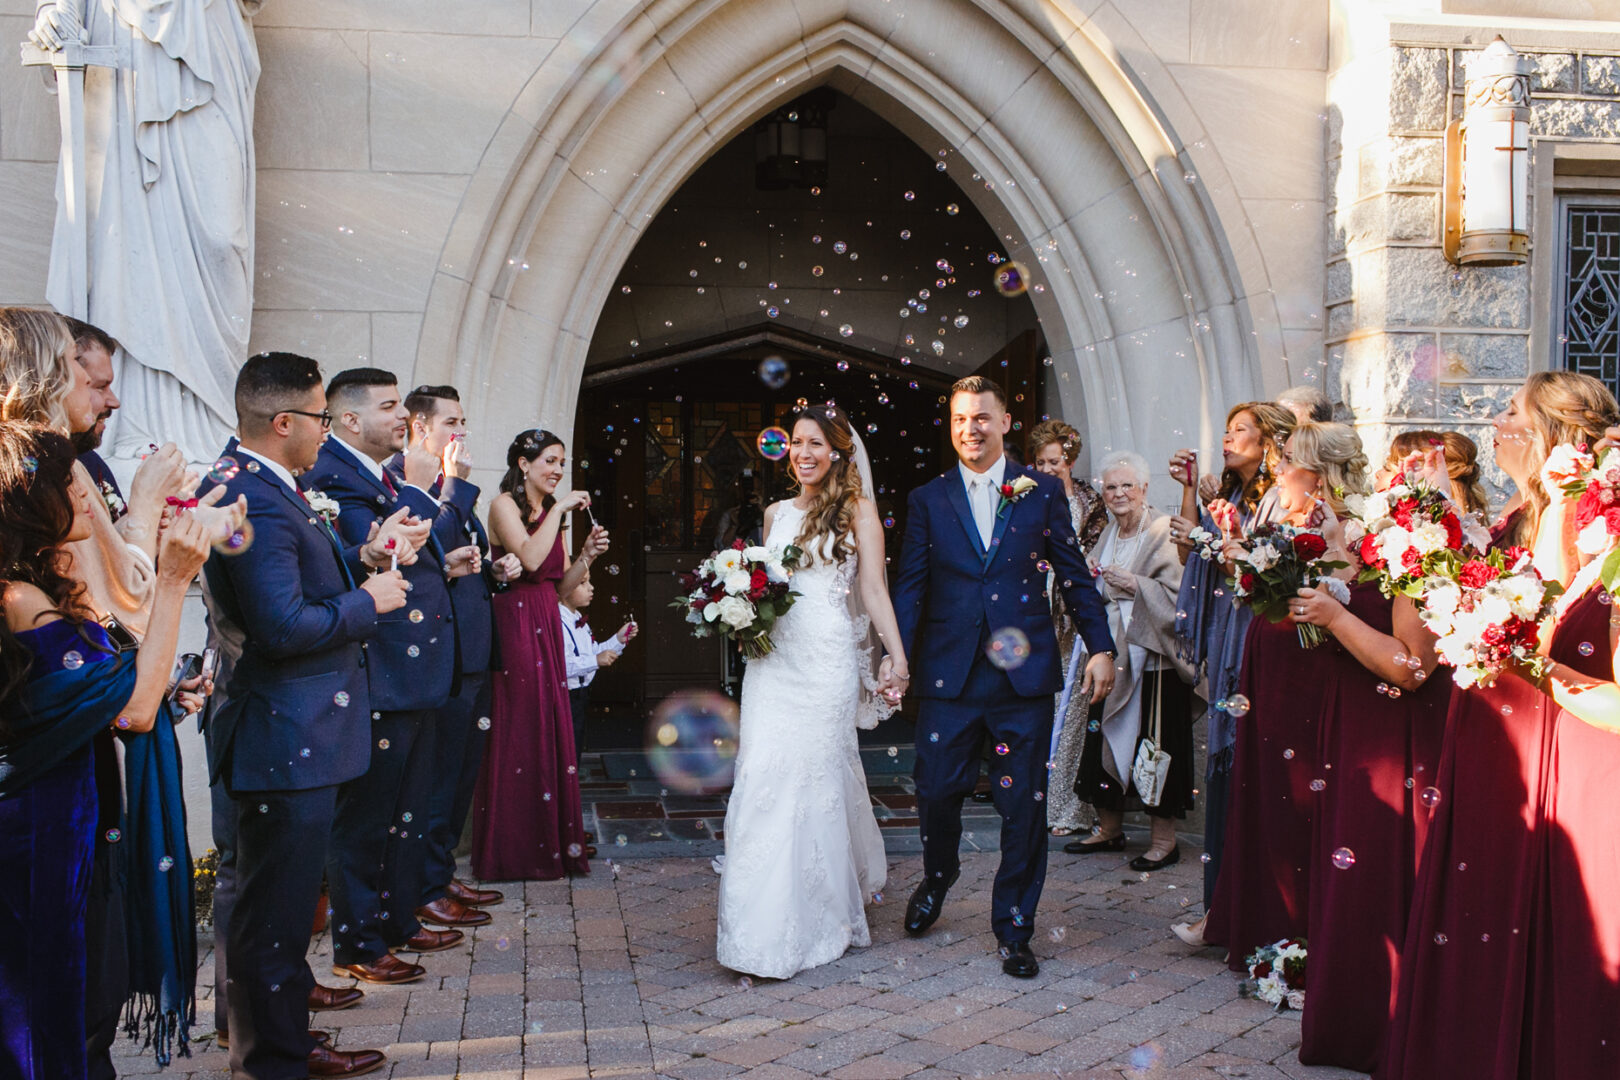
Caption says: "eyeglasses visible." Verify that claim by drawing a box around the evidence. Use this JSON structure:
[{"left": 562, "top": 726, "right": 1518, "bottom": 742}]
[{"left": 278, "top": 408, "right": 333, "bottom": 429}]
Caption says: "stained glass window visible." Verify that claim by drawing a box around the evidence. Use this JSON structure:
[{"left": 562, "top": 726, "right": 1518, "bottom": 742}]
[{"left": 1561, "top": 204, "right": 1620, "bottom": 396}]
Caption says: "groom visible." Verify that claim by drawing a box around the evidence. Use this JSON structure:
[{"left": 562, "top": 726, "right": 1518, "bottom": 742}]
[{"left": 888, "top": 376, "right": 1116, "bottom": 977}]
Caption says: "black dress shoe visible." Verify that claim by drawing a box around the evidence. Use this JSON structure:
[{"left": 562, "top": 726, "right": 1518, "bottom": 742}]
[
  {"left": 903, "top": 870, "right": 960, "bottom": 935},
  {"left": 999, "top": 940, "right": 1039, "bottom": 978},
  {"left": 1063, "top": 833, "right": 1126, "bottom": 854},
  {"left": 970, "top": 790, "right": 994, "bottom": 803},
  {"left": 1129, "top": 846, "right": 1180, "bottom": 873}
]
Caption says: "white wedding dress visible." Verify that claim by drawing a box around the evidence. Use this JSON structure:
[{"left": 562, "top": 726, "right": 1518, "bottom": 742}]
[{"left": 715, "top": 502, "right": 888, "bottom": 979}]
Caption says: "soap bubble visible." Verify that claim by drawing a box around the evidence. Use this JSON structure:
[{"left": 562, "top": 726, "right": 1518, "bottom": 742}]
[
  {"left": 1282, "top": 747, "right": 1295, "bottom": 760},
  {"left": 999, "top": 775, "right": 1012, "bottom": 788},
  {"left": 1310, "top": 779, "right": 1327, "bottom": 792},
  {"left": 333, "top": 691, "right": 350, "bottom": 708},
  {"left": 213, "top": 520, "right": 255, "bottom": 556},
  {"left": 1331, "top": 847, "right": 1356, "bottom": 870},
  {"left": 1419, "top": 786, "right": 1443, "bottom": 808},
  {"left": 207, "top": 456, "right": 241, "bottom": 484},
  {"left": 1224, "top": 694, "right": 1250, "bottom": 717},
  {"left": 1127, "top": 1044, "right": 1163, "bottom": 1072},
  {"left": 477, "top": 717, "right": 492, "bottom": 731},
  {"left": 994, "top": 261, "right": 1029, "bottom": 296},
  {"left": 945, "top": 203, "right": 960, "bottom": 215},
  {"left": 645, "top": 689, "right": 740, "bottom": 794},
  {"left": 832, "top": 241, "right": 847, "bottom": 254},
  {"left": 1579, "top": 641, "right": 1595, "bottom": 657},
  {"left": 567, "top": 843, "right": 583, "bottom": 857},
  {"left": 954, "top": 315, "right": 970, "bottom": 328},
  {"left": 994, "top": 742, "right": 1010, "bottom": 756},
  {"left": 838, "top": 324, "right": 855, "bottom": 338},
  {"left": 62, "top": 650, "right": 84, "bottom": 671},
  {"left": 756, "top": 427, "right": 790, "bottom": 461},
  {"left": 158, "top": 855, "right": 175, "bottom": 872},
  {"left": 985, "top": 627, "right": 1031, "bottom": 670}
]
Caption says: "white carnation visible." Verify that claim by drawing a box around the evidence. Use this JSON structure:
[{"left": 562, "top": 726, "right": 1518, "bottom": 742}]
[
  {"left": 1247, "top": 543, "right": 1281, "bottom": 572},
  {"left": 1408, "top": 521, "right": 1450, "bottom": 556},
  {"left": 1422, "top": 583, "right": 1462, "bottom": 620}
]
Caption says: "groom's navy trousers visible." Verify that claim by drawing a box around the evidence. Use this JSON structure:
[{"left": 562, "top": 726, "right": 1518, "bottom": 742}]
[{"left": 894, "top": 462, "right": 1114, "bottom": 945}]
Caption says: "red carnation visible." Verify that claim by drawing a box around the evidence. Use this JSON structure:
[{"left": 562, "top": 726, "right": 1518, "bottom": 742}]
[
  {"left": 1292, "top": 532, "right": 1328, "bottom": 560},
  {"left": 1401, "top": 547, "right": 1422, "bottom": 571},
  {"left": 1357, "top": 533, "right": 1385, "bottom": 569},
  {"left": 1605, "top": 506, "right": 1620, "bottom": 537},
  {"left": 1392, "top": 499, "right": 1418, "bottom": 529},
  {"left": 1577, "top": 485, "right": 1604, "bottom": 530},
  {"left": 1442, "top": 512, "right": 1464, "bottom": 550},
  {"left": 1501, "top": 546, "right": 1533, "bottom": 567},
  {"left": 732, "top": 537, "right": 747, "bottom": 551},
  {"left": 748, "top": 568, "right": 768, "bottom": 599},
  {"left": 1457, "top": 559, "right": 1500, "bottom": 588}
]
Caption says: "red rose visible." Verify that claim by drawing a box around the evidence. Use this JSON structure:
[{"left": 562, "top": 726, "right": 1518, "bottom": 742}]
[
  {"left": 1457, "top": 559, "right": 1501, "bottom": 588},
  {"left": 1000, "top": 483, "right": 1015, "bottom": 497},
  {"left": 1240, "top": 572, "right": 1256, "bottom": 592},
  {"left": 748, "top": 568, "right": 768, "bottom": 598},
  {"left": 1442, "top": 512, "right": 1464, "bottom": 550},
  {"left": 1401, "top": 547, "right": 1422, "bottom": 571},
  {"left": 1292, "top": 533, "right": 1328, "bottom": 560},
  {"left": 1577, "top": 485, "right": 1604, "bottom": 530},
  {"left": 1501, "top": 546, "right": 1533, "bottom": 567},
  {"left": 1356, "top": 533, "right": 1385, "bottom": 569},
  {"left": 1392, "top": 498, "right": 1418, "bottom": 529}
]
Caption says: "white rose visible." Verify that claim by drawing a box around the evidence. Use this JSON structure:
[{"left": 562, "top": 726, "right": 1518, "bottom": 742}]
[
  {"left": 765, "top": 559, "right": 789, "bottom": 584},
  {"left": 713, "top": 549, "right": 743, "bottom": 573},
  {"left": 716, "top": 594, "right": 755, "bottom": 630},
  {"left": 1377, "top": 527, "right": 1412, "bottom": 569},
  {"left": 1286, "top": 989, "right": 1307, "bottom": 1011},
  {"left": 1362, "top": 492, "right": 1391, "bottom": 522},
  {"left": 1408, "top": 522, "right": 1450, "bottom": 556},
  {"left": 1247, "top": 543, "right": 1280, "bottom": 572},
  {"left": 723, "top": 569, "right": 752, "bottom": 595},
  {"left": 1422, "top": 583, "right": 1462, "bottom": 621},
  {"left": 742, "top": 545, "right": 771, "bottom": 564}
]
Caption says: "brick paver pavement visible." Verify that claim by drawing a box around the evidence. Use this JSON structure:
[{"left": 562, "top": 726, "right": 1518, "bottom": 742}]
[{"left": 117, "top": 842, "right": 1365, "bottom": 1079}]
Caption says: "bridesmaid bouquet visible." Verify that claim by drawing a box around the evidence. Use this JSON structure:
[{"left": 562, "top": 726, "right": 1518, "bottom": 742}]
[
  {"left": 1241, "top": 938, "right": 1307, "bottom": 1012},
  {"left": 673, "top": 540, "right": 803, "bottom": 659},
  {"left": 1415, "top": 546, "right": 1561, "bottom": 689},
  {"left": 1555, "top": 443, "right": 1620, "bottom": 592},
  {"left": 1225, "top": 522, "right": 1349, "bottom": 648},
  {"left": 1346, "top": 471, "right": 1489, "bottom": 599}
]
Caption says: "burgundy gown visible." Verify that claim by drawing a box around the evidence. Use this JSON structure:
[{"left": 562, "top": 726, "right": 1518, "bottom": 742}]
[
  {"left": 472, "top": 517, "right": 590, "bottom": 880},
  {"left": 1299, "top": 582, "right": 1449, "bottom": 1072},
  {"left": 1523, "top": 585, "right": 1620, "bottom": 1078},
  {"left": 1378, "top": 512, "right": 1551, "bottom": 1080},
  {"left": 1205, "top": 613, "right": 1335, "bottom": 968}
]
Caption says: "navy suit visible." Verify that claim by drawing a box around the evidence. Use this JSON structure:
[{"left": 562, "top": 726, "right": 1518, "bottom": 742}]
[
  {"left": 892, "top": 462, "right": 1114, "bottom": 943},
  {"left": 384, "top": 454, "right": 500, "bottom": 903},
  {"left": 201, "top": 438, "right": 379, "bottom": 1080},
  {"left": 302, "top": 438, "right": 455, "bottom": 964}
]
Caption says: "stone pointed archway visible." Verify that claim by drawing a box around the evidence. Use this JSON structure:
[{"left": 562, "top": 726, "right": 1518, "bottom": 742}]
[{"left": 414, "top": 0, "right": 1285, "bottom": 479}]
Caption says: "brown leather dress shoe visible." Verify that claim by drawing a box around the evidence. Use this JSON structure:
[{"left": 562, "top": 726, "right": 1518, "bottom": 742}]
[
  {"left": 416, "top": 895, "right": 492, "bottom": 928},
  {"left": 215, "top": 1029, "right": 330, "bottom": 1051},
  {"left": 308, "top": 984, "right": 365, "bottom": 1012},
  {"left": 393, "top": 927, "right": 464, "bottom": 953},
  {"left": 447, "top": 879, "right": 504, "bottom": 907},
  {"left": 331, "top": 954, "right": 425, "bottom": 985},
  {"left": 307, "top": 1044, "right": 386, "bottom": 1078}
]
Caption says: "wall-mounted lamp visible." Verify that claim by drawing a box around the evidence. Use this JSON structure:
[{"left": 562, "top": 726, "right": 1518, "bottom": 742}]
[
  {"left": 1444, "top": 36, "right": 1533, "bottom": 267},
  {"left": 754, "top": 89, "right": 832, "bottom": 191}
]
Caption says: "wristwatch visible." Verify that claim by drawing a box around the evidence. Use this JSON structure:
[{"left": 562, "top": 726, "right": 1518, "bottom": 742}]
[{"left": 1094, "top": 648, "right": 1118, "bottom": 661}]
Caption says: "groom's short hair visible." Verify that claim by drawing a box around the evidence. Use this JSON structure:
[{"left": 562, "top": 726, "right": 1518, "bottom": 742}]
[{"left": 949, "top": 375, "right": 1006, "bottom": 410}]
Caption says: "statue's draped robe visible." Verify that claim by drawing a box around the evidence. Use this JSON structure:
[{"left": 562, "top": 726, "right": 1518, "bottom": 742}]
[{"left": 45, "top": 0, "right": 262, "bottom": 462}]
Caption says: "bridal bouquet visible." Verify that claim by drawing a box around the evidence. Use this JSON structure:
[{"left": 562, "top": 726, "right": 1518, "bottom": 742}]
[
  {"left": 1241, "top": 938, "right": 1307, "bottom": 1012},
  {"left": 1345, "top": 470, "right": 1488, "bottom": 599},
  {"left": 1414, "top": 546, "right": 1561, "bottom": 689},
  {"left": 1225, "top": 522, "right": 1348, "bottom": 648},
  {"left": 672, "top": 539, "right": 803, "bottom": 660},
  {"left": 1555, "top": 443, "right": 1620, "bottom": 592}
]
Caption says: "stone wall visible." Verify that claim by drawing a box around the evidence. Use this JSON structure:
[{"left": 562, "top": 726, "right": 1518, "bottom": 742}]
[{"left": 1328, "top": 20, "right": 1620, "bottom": 498}]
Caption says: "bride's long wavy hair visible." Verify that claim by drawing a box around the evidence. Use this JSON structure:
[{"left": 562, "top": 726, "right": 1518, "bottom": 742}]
[{"left": 791, "top": 405, "right": 863, "bottom": 565}]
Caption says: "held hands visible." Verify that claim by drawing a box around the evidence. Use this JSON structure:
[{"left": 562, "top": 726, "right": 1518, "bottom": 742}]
[
  {"left": 157, "top": 511, "right": 213, "bottom": 585},
  {"left": 361, "top": 569, "right": 410, "bottom": 613},
  {"left": 442, "top": 436, "right": 473, "bottom": 480},
  {"left": 1078, "top": 651, "right": 1116, "bottom": 704},
  {"left": 445, "top": 544, "right": 482, "bottom": 578},
  {"left": 491, "top": 552, "right": 523, "bottom": 583},
  {"left": 363, "top": 508, "right": 430, "bottom": 568},
  {"left": 878, "top": 655, "right": 910, "bottom": 703}
]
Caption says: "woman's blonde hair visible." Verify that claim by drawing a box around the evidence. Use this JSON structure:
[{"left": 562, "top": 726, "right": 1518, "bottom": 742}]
[
  {"left": 1387, "top": 429, "right": 1488, "bottom": 517},
  {"left": 0, "top": 308, "right": 77, "bottom": 434},
  {"left": 1509, "top": 370, "right": 1620, "bottom": 547},
  {"left": 1026, "top": 419, "right": 1081, "bottom": 466},
  {"left": 1288, "top": 421, "right": 1369, "bottom": 517},
  {"left": 791, "top": 405, "right": 862, "bottom": 565},
  {"left": 1221, "top": 401, "right": 1296, "bottom": 512}
]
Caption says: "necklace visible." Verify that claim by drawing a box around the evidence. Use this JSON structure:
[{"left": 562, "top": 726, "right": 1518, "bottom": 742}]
[{"left": 1108, "top": 515, "right": 1147, "bottom": 570}]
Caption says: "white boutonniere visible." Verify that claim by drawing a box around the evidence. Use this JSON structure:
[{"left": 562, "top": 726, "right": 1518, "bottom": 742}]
[
  {"left": 996, "top": 474, "right": 1039, "bottom": 517},
  {"left": 303, "top": 489, "right": 341, "bottom": 525},
  {"left": 99, "top": 479, "right": 126, "bottom": 519}
]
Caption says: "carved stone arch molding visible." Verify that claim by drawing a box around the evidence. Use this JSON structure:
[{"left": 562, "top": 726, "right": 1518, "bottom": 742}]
[{"left": 414, "top": 0, "right": 1285, "bottom": 479}]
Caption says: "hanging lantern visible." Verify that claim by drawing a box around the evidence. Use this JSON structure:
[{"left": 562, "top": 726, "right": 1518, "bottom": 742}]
[
  {"left": 1444, "top": 36, "right": 1533, "bottom": 267},
  {"left": 754, "top": 90, "right": 832, "bottom": 191}
]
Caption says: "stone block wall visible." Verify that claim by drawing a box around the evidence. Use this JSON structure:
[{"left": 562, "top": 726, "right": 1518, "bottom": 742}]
[{"left": 1329, "top": 30, "right": 1620, "bottom": 501}]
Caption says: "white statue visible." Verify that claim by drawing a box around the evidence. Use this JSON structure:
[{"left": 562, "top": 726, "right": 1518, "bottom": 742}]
[{"left": 28, "top": 0, "right": 262, "bottom": 465}]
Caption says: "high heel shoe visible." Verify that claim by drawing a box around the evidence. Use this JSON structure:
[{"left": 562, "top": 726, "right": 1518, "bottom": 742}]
[{"left": 1171, "top": 913, "right": 1209, "bottom": 947}]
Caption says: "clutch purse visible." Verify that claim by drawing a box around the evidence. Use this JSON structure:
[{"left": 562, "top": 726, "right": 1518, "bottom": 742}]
[{"left": 1130, "top": 671, "right": 1170, "bottom": 807}]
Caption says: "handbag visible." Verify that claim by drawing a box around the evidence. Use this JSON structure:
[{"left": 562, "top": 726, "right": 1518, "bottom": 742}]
[{"left": 1130, "top": 669, "right": 1171, "bottom": 807}]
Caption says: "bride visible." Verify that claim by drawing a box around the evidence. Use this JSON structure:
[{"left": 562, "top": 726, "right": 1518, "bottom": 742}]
[{"left": 715, "top": 404, "right": 911, "bottom": 979}]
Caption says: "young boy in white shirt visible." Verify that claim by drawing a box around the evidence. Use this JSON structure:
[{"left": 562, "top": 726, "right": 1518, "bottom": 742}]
[{"left": 559, "top": 572, "right": 636, "bottom": 761}]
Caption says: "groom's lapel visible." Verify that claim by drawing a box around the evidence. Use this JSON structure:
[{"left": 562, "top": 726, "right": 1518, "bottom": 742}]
[
  {"left": 943, "top": 472, "right": 987, "bottom": 560},
  {"left": 984, "top": 467, "right": 1027, "bottom": 573}
]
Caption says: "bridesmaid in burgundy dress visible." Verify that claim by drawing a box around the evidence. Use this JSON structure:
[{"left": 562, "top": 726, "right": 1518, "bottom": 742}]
[
  {"left": 1204, "top": 421, "right": 1368, "bottom": 967},
  {"left": 1285, "top": 436, "right": 1477, "bottom": 1072},
  {"left": 1515, "top": 578, "right": 1620, "bottom": 1079},
  {"left": 1380, "top": 371, "right": 1619, "bottom": 1080},
  {"left": 473, "top": 430, "right": 607, "bottom": 881}
]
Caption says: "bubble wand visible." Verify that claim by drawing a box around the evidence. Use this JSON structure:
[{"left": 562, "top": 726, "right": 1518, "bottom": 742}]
[{"left": 386, "top": 537, "right": 398, "bottom": 573}]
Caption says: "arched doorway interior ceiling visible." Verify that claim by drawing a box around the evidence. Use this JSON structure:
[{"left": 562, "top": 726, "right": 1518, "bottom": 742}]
[{"left": 418, "top": 0, "right": 1284, "bottom": 473}]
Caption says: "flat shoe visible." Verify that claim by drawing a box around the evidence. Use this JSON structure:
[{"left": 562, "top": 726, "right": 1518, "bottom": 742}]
[
  {"left": 1063, "top": 833, "right": 1126, "bottom": 854},
  {"left": 1129, "top": 847, "right": 1180, "bottom": 872}
]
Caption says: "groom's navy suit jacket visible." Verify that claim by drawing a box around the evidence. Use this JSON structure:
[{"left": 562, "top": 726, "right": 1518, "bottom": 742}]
[{"left": 893, "top": 463, "right": 1114, "bottom": 700}]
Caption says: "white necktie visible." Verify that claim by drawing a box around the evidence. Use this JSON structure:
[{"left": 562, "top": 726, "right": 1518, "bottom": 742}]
[{"left": 971, "top": 475, "right": 995, "bottom": 549}]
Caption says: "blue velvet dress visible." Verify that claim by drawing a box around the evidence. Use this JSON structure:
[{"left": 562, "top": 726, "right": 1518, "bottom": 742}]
[{"left": 0, "top": 621, "right": 117, "bottom": 1080}]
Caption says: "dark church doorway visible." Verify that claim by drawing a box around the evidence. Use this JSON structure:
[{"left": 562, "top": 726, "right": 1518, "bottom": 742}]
[{"left": 571, "top": 88, "right": 1049, "bottom": 750}]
